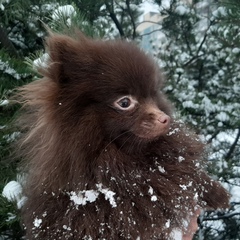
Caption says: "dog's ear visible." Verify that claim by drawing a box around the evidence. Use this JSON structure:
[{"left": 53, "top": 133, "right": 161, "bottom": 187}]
[{"left": 43, "top": 32, "right": 93, "bottom": 84}]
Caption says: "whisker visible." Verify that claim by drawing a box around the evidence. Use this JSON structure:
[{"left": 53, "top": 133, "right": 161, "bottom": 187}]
[
  {"left": 98, "top": 129, "right": 132, "bottom": 158},
  {"left": 116, "top": 133, "right": 133, "bottom": 154}
]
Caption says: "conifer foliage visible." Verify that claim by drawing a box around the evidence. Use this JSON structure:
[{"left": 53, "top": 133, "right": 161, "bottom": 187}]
[
  {"left": 153, "top": 0, "right": 240, "bottom": 239},
  {"left": 0, "top": 0, "right": 239, "bottom": 239}
]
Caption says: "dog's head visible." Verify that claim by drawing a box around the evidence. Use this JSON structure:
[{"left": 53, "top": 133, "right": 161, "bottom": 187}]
[{"left": 44, "top": 33, "right": 171, "bottom": 148}]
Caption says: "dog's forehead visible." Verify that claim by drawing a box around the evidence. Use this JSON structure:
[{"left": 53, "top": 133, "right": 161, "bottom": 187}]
[{"left": 99, "top": 42, "right": 160, "bottom": 96}]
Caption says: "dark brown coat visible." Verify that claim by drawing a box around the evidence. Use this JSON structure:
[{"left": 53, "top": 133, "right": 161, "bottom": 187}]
[{"left": 17, "top": 32, "right": 229, "bottom": 239}]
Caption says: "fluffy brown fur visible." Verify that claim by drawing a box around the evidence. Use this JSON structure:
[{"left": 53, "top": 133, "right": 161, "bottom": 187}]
[{"left": 16, "top": 32, "right": 229, "bottom": 239}]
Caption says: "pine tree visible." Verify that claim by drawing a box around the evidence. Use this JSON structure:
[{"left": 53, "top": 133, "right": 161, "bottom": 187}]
[
  {"left": 0, "top": 0, "right": 37, "bottom": 232},
  {"left": 3, "top": 0, "right": 238, "bottom": 238},
  {"left": 152, "top": 0, "right": 240, "bottom": 239},
  {"left": 0, "top": 1, "right": 95, "bottom": 238},
  {"left": 0, "top": 1, "right": 143, "bottom": 238}
]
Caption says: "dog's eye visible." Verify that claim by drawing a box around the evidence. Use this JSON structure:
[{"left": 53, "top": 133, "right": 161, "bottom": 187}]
[
  {"left": 118, "top": 98, "right": 131, "bottom": 108},
  {"left": 114, "top": 96, "right": 137, "bottom": 111}
]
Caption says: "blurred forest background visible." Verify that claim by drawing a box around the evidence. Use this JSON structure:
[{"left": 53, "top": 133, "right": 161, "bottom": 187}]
[{"left": 0, "top": 0, "right": 239, "bottom": 239}]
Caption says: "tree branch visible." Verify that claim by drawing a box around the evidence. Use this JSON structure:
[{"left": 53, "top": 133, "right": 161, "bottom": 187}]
[
  {"left": 105, "top": 0, "right": 125, "bottom": 37},
  {"left": 125, "top": 0, "right": 136, "bottom": 39},
  {"left": 207, "top": 130, "right": 220, "bottom": 144},
  {"left": 183, "top": 20, "right": 214, "bottom": 67},
  {"left": 0, "top": 26, "right": 19, "bottom": 57},
  {"left": 203, "top": 212, "right": 240, "bottom": 221},
  {"left": 225, "top": 127, "right": 240, "bottom": 161},
  {"left": 139, "top": 28, "right": 163, "bottom": 38},
  {"left": 136, "top": 20, "right": 162, "bottom": 29}
]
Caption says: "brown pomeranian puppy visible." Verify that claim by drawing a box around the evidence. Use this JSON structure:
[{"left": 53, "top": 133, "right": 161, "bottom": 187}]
[{"left": 16, "top": 31, "right": 229, "bottom": 239}]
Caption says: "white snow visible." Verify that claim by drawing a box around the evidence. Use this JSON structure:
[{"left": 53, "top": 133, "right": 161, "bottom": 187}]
[
  {"left": 140, "top": 1, "right": 159, "bottom": 14},
  {"left": 85, "top": 190, "right": 99, "bottom": 202},
  {"left": 165, "top": 219, "right": 171, "bottom": 228},
  {"left": 0, "top": 99, "right": 9, "bottom": 106},
  {"left": 83, "top": 236, "right": 93, "bottom": 240},
  {"left": 151, "top": 195, "right": 157, "bottom": 202},
  {"left": 148, "top": 186, "right": 158, "bottom": 201},
  {"left": 218, "top": 70, "right": 224, "bottom": 76},
  {"left": 52, "top": 5, "right": 76, "bottom": 22},
  {"left": 179, "top": 184, "right": 187, "bottom": 191},
  {"left": 178, "top": 156, "right": 185, "bottom": 162},
  {"left": 69, "top": 184, "right": 117, "bottom": 208},
  {"left": 42, "top": 211, "right": 47, "bottom": 217},
  {"left": 167, "top": 128, "right": 180, "bottom": 136},
  {"left": 6, "top": 213, "right": 16, "bottom": 222},
  {"left": 3, "top": 131, "right": 21, "bottom": 143},
  {"left": 97, "top": 183, "right": 117, "bottom": 208},
  {"left": 69, "top": 190, "right": 99, "bottom": 206},
  {"left": 0, "top": 59, "right": 21, "bottom": 79},
  {"left": 170, "top": 229, "right": 182, "bottom": 239},
  {"left": 33, "top": 53, "right": 49, "bottom": 70},
  {"left": 194, "top": 193, "right": 199, "bottom": 201},
  {"left": 216, "top": 112, "right": 229, "bottom": 122},
  {"left": 195, "top": 1, "right": 209, "bottom": 10},
  {"left": 213, "top": 6, "right": 227, "bottom": 17},
  {"left": 182, "top": 100, "right": 199, "bottom": 109},
  {"left": 2, "top": 177, "right": 27, "bottom": 209},
  {"left": 2, "top": 181, "right": 22, "bottom": 202},
  {"left": 158, "top": 166, "right": 165, "bottom": 173},
  {"left": 148, "top": 186, "right": 154, "bottom": 195},
  {"left": 33, "top": 217, "right": 42, "bottom": 228},
  {"left": 63, "top": 225, "right": 71, "bottom": 231},
  {"left": 52, "top": 5, "right": 75, "bottom": 18},
  {"left": 232, "top": 48, "right": 240, "bottom": 54},
  {"left": 175, "top": 5, "right": 189, "bottom": 15}
]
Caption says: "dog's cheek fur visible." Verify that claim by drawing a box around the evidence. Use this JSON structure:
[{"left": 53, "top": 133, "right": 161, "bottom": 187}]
[{"left": 16, "top": 32, "right": 230, "bottom": 240}]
